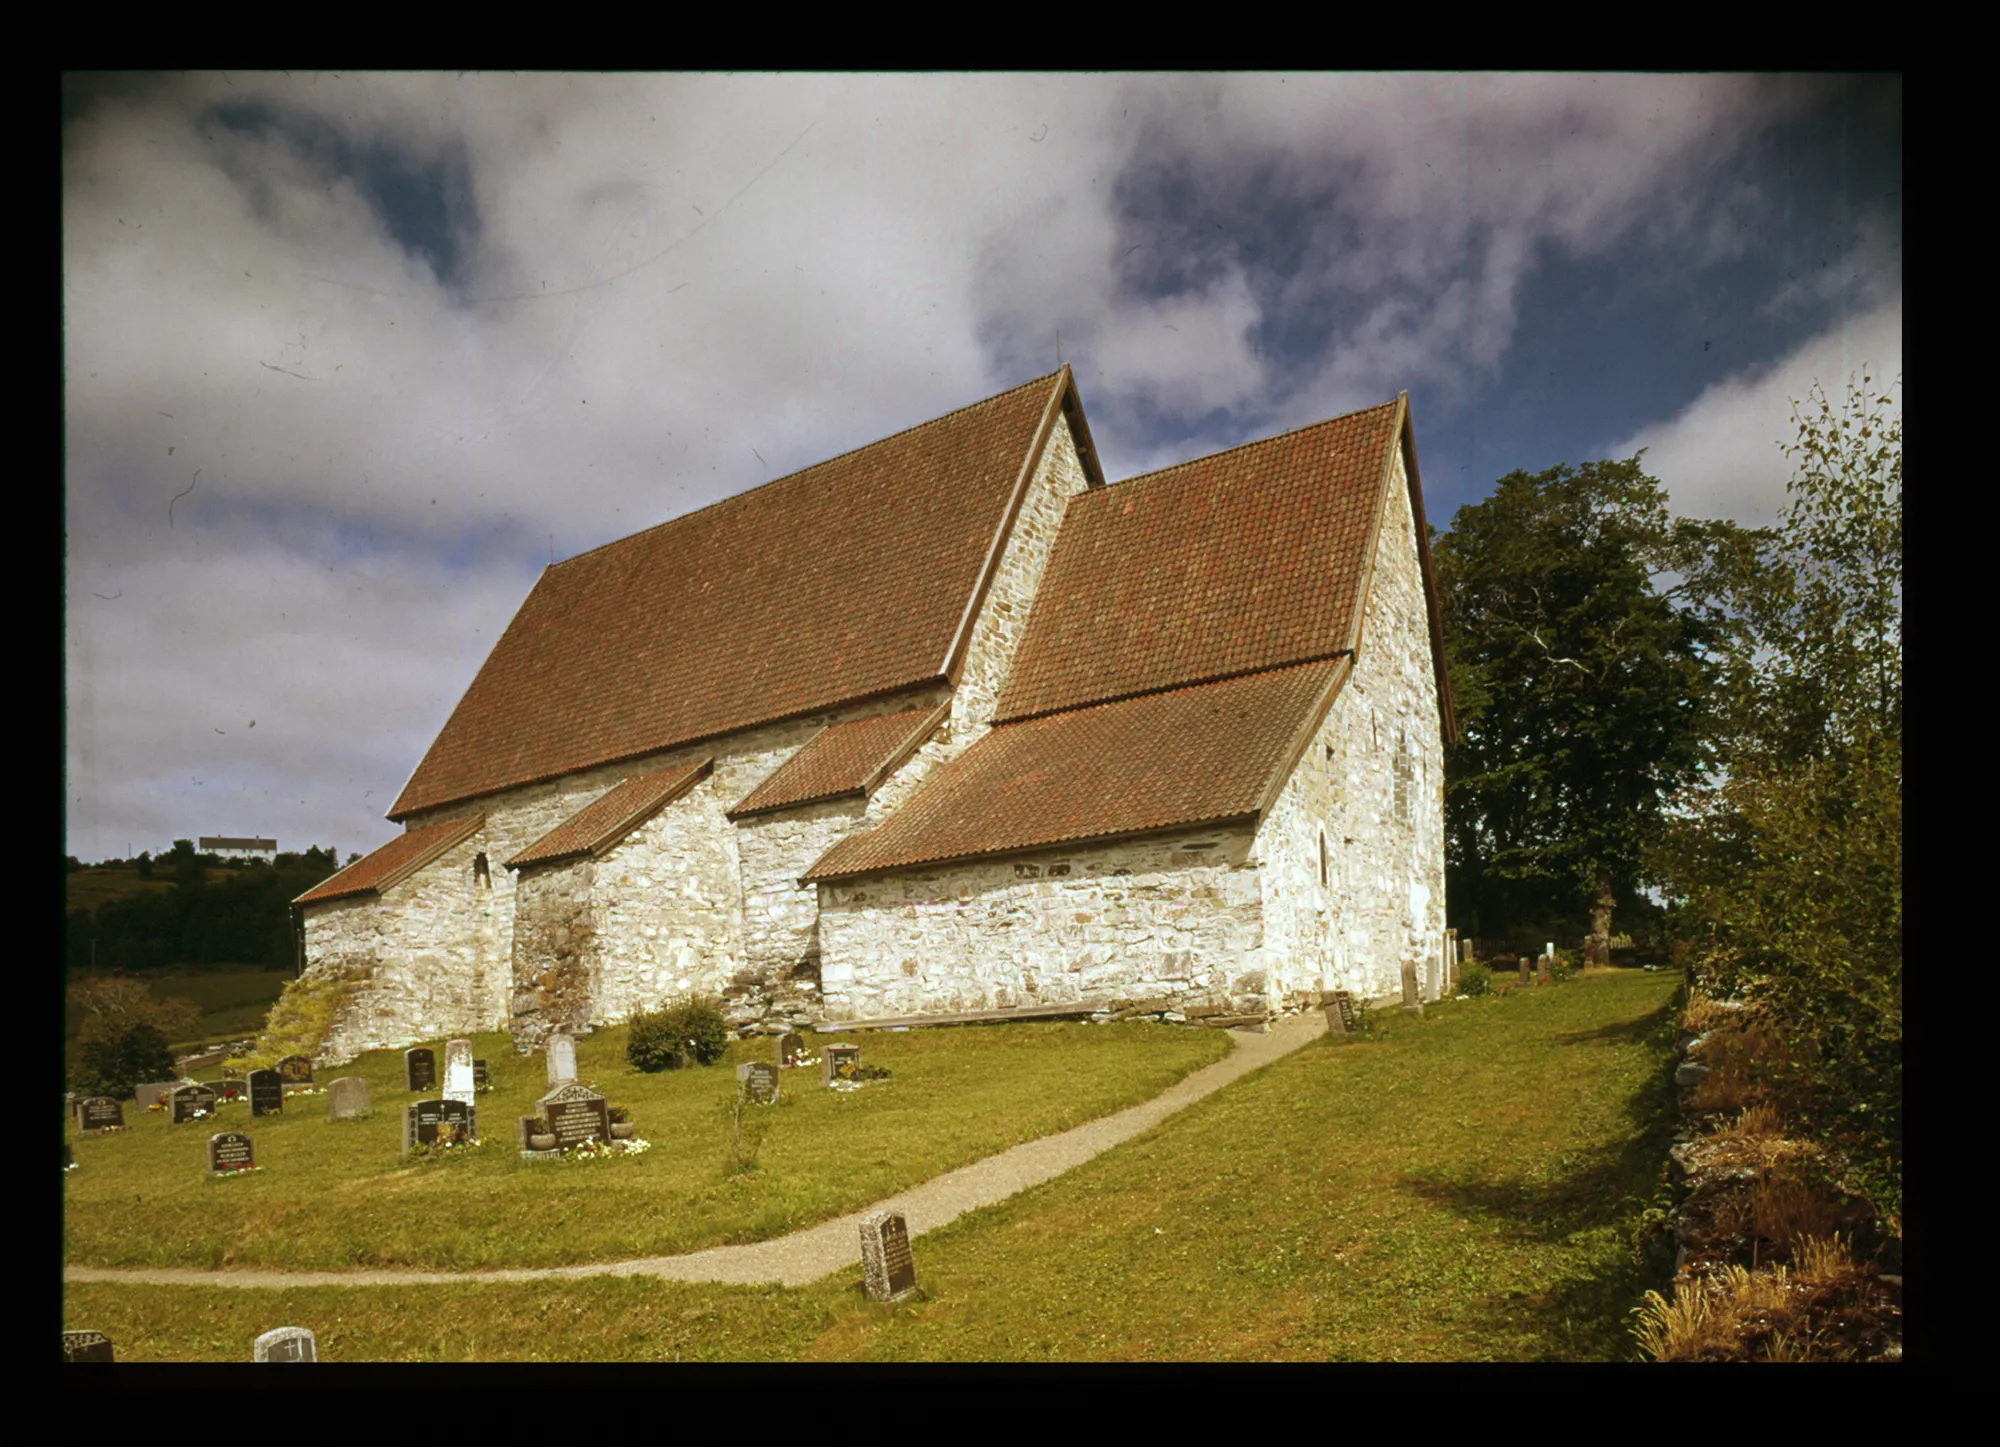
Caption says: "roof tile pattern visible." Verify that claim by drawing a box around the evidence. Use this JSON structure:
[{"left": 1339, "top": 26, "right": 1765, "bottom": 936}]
[
  {"left": 295, "top": 814, "right": 483, "bottom": 905},
  {"left": 804, "top": 660, "right": 1342, "bottom": 882},
  {"left": 994, "top": 400, "right": 1400, "bottom": 722},
  {"left": 507, "top": 760, "right": 711, "bottom": 870},
  {"left": 391, "top": 373, "right": 1068, "bottom": 818},
  {"left": 729, "top": 703, "right": 948, "bottom": 818}
]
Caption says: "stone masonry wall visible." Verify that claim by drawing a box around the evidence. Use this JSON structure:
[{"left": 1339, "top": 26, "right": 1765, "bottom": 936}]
[
  {"left": 817, "top": 828, "right": 1263, "bottom": 1020},
  {"left": 1259, "top": 440, "right": 1447, "bottom": 1006},
  {"left": 730, "top": 415, "right": 1091, "bottom": 999},
  {"left": 303, "top": 829, "right": 501, "bottom": 1063}
]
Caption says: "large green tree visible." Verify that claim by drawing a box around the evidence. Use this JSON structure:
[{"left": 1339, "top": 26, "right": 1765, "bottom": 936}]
[{"left": 1435, "top": 456, "right": 1737, "bottom": 956}]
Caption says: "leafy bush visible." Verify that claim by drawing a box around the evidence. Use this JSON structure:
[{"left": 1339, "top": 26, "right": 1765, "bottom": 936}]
[
  {"left": 71, "top": 1023, "right": 175, "bottom": 1098},
  {"left": 1455, "top": 962, "right": 1494, "bottom": 997},
  {"left": 224, "top": 969, "right": 364, "bottom": 1074},
  {"left": 627, "top": 995, "right": 730, "bottom": 1071}
]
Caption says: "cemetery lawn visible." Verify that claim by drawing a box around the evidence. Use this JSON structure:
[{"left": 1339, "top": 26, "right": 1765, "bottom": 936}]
[
  {"left": 66, "top": 972, "right": 1682, "bottom": 1361},
  {"left": 62, "top": 1021, "right": 1227, "bottom": 1273}
]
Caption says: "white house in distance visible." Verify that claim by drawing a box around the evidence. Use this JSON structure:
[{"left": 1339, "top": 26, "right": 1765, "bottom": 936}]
[
  {"left": 295, "top": 368, "right": 1454, "bottom": 1061},
  {"left": 200, "top": 835, "right": 278, "bottom": 862}
]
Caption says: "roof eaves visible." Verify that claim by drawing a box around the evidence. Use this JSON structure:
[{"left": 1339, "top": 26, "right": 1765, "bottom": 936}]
[
  {"left": 1398, "top": 397, "right": 1458, "bottom": 748},
  {"left": 859, "top": 700, "right": 953, "bottom": 796},
  {"left": 295, "top": 813, "right": 484, "bottom": 906}
]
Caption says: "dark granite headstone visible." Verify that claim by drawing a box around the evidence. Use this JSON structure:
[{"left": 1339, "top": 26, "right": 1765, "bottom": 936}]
[
  {"left": 1324, "top": 991, "right": 1358, "bottom": 1042},
  {"left": 63, "top": 1330, "right": 114, "bottom": 1362},
  {"left": 823, "top": 1041, "right": 861, "bottom": 1085},
  {"left": 737, "top": 1061, "right": 779, "bottom": 1104},
  {"left": 254, "top": 1326, "right": 317, "bottom": 1362},
  {"left": 77, "top": 1097, "right": 124, "bottom": 1133},
  {"left": 402, "top": 1098, "right": 477, "bottom": 1155},
  {"left": 404, "top": 1046, "right": 436, "bottom": 1092},
  {"left": 171, "top": 1084, "right": 218, "bottom": 1124},
  {"left": 859, "top": 1209, "right": 918, "bottom": 1302},
  {"left": 473, "top": 1059, "right": 491, "bottom": 1092},
  {"left": 248, "top": 1068, "right": 283, "bottom": 1118},
  {"left": 277, "top": 1055, "right": 315, "bottom": 1086},
  {"left": 327, "top": 1077, "right": 371, "bottom": 1120},
  {"left": 207, "top": 1131, "right": 255, "bottom": 1174},
  {"left": 536, "top": 1081, "right": 611, "bottom": 1149},
  {"left": 776, "top": 1032, "right": 806, "bottom": 1068}
]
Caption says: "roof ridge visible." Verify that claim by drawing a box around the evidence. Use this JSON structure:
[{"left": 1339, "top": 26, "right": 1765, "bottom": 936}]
[
  {"left": 549, "top": 370, "right": 1067, "bottom": 572},
  {"left": 1083, "top": 396, "right": 1400, "bottom": 501},
  {"left": 995, "top": 652, "right": 1351, "bottom": 727}
]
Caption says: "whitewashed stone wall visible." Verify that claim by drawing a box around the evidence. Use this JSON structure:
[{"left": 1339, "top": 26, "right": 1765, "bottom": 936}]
[
  {"left": 303, "top": 829, "right": 502, "bottom": 1061},
  {"left": 817, "top": 828, "right": 1263, "bottom": 1020},
  {"left": 1259, "top": 440, "right": 1447, "bottom": 1005},
  {"left": 727, "top": 416, "right": 1090, "bottom": 989}
]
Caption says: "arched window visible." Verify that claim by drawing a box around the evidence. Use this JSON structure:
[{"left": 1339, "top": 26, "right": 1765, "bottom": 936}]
[{"left": 474, "top": 852, "right": 491, "bottom": 888}]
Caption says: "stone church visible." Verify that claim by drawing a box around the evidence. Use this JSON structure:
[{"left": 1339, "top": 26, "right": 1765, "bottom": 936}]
[{"left": 297, "top": 368, "right": 1455, "bottom": 1059}]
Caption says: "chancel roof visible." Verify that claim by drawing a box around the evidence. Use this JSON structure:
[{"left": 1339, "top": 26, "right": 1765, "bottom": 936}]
[{"left": 295, "top": 814, "right": 483, "bottom": 905}]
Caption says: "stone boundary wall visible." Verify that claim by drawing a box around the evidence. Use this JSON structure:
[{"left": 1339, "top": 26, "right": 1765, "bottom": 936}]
[
  {"left": 816, "top": 827, "right": 1264, "bottom": 1021},
  {"left": 1259, "top": 441, "right": 1446, "bottom": 1006}
]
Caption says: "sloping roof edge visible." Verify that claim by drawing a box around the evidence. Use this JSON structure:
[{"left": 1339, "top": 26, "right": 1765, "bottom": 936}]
[
  {"left": 727, "top": 701, "right": 951, "bottom": 820},
  {"left": 939, "top": 367, "right": 1104, "bottom": 686},
  {"left": 505, "top": 759, "right": 713, "bottom": 871},
  {"left": 294, "top": 813, "right": 484, "bottom": 906},
  {"left": 1398, "top": 398, "right": 1458, "bottom": 748}
]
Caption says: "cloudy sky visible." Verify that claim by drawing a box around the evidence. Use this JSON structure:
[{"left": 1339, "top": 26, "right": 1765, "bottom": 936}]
[{"left": 63, "top": 72, "right": 1901, "bottom": 865}]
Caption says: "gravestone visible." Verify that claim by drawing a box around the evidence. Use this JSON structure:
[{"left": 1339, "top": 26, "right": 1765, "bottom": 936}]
[
  {"left": 536, "top": 1081, "right": 611, "bottom": 1149},
  {"left": 248, "top": 1068, "right": 283, "bottom": 1118},
  {"left": 171, "top": 1084, "right": 218, "bottom": 1124},
  {"left": 545, "top": 1033, "right": 578, "bottom": 1086},
  {"left": 253, "top": 1326, "right": 317, "bottom": 1362},
  {"left": 207, "top": 1131, "right": 255, "bottom": 1174},
  {"left": 1518, "top": 956, "right": 1533, "bottom": 987},
  {"left": 327, "top": 1077, "right": 371, "bottom": 1120},
  {"left": 62, "top": 1330, "right": 114, "bottom": 1363},
  {"left": 404, "top": 1046, "right": 436, "bottom": 1093},
  {"left": 473, "top": 1059, "right": 491, "bottom": 1092},
  {"left": 77, "top": 1097, "right": 124, "bottom": 1133},
  {"left": 1323, "top": 991, "right": 1357, "bottom": 1042},
  {"left": 202, "top": 1079, "right": 241, "bottom": 1103},
  {"left": 737, "top": 1061, "right": 779, "bottom": 1104},
  {"left": 1400, "top": 959, "right": 1423, "bottom": 1017},
  {"left": 134, "top": 1079, "right": 181, "bottom": 1111},
  {"left": 402, "top": 1098, "right": 476, "bottom": 1156},
  {"left": 277, "top": 1055, "right": 315, "bottom": 1087},
  {"left": 858, "top": 1209, "right": 918, "bottom": 1302},
  {"left": 823, "top": 1041, "right": 861, "bottom": 1085},
  {"left": 776, "top": 1032, "right": 806, "bottom": 1068},
  {"left": 444, "top": 1038, "right": 476, "bottom": 1110}
]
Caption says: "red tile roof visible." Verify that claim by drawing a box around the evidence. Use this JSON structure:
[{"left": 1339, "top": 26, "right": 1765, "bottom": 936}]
[
  {"left": 803, "top": 660, "right": 1347, "bottom": 882},
  {"left": 391, "top": 371, "right": 1090, "bottom": 820},
  {"left": 994, "top": 399, "right": 1402, "bottom": 722},
  {"left": 295, "top": 815, "right": 484, "bottom": 905},
  {"left": 506, "top": 760, "right": 712, "bottom": 870},
  {"left": 728, "top": 703, "right": 949, "bottom": 819}
]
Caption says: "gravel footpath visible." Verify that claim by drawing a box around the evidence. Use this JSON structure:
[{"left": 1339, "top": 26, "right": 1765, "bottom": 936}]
[{"left": 66, "top": 1012, "right": 1326, "bottom": 1292}]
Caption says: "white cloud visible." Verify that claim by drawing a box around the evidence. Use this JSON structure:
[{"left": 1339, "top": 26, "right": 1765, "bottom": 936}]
[{"left": 1607, "top": 292, "right": 1902, "bottom": 527}]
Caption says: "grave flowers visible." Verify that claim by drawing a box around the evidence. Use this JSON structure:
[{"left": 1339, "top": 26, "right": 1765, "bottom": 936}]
[{"left": 566, "top": 1136, "right": 649, "bottom": 1160}]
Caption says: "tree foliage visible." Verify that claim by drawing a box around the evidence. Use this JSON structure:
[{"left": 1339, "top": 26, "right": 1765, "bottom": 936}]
[
  {"left": 65, "top": 847, "right": 340, "bottom": 973},
  {"left": 1434, "top": 457, "right": 1736, "bottom": 945},
  {"left": 1650, "top": 373, "right": 1902, "bottom": 1201}
]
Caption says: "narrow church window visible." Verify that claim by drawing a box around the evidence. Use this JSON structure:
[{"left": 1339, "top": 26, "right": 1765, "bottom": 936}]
[
  {"left": 1319, "top": 829, "right": 1329, "bottom": 889},
  {"left": 474, "top": 851, "right": 490, "bottom": 887}
]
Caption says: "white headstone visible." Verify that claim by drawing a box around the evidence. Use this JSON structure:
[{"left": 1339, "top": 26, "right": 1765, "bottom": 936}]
[
  {"left": 444, "top": 1038, "right": 476, "bottom": 1109},
  {"left": 546, "top": 1033, "right": 577, "bottom": 1086},
  {"left": 253, "top": 1326, "right": 318, "bottom": 1362}
]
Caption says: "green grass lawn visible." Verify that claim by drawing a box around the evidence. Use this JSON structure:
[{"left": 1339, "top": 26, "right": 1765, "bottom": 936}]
[
  {"left": 63, "top": 1020, "right": 1227, "bottom": 1272},
  {"left": 64, "top": 971, "right": 1680, "bottom": 1361}
]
